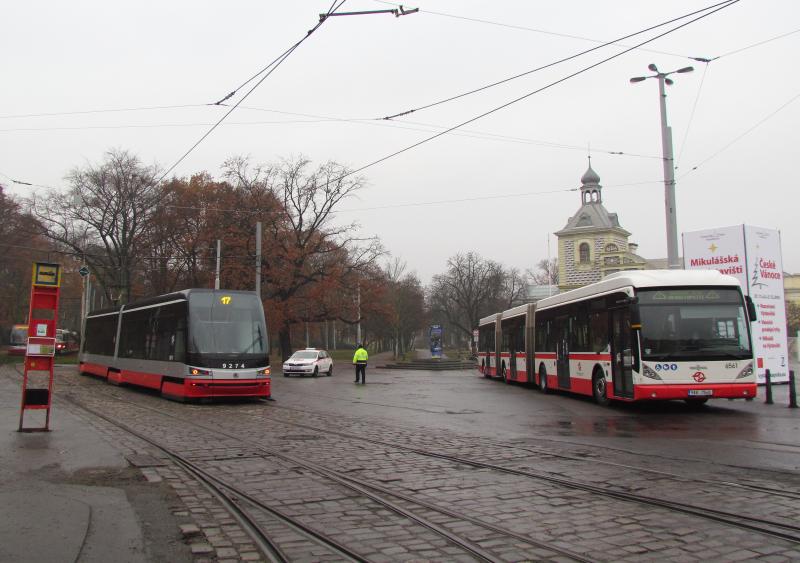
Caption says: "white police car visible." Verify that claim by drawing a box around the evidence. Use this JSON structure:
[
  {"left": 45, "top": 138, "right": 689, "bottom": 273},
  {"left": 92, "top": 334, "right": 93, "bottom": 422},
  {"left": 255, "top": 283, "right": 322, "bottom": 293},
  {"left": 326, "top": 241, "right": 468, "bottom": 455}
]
[{"left": 282, "top": 348, "right": 333, "bottom": 377}]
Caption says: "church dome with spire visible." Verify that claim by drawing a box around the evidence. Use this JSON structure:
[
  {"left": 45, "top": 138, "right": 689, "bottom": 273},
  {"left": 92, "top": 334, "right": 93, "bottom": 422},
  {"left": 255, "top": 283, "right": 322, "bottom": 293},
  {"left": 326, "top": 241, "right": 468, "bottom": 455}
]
[
  {"left": 554, "top": 158, "right": 646, "bottom": 291},
  {"left": 580, "top": 164, "right": 600, "bottom": 185}
]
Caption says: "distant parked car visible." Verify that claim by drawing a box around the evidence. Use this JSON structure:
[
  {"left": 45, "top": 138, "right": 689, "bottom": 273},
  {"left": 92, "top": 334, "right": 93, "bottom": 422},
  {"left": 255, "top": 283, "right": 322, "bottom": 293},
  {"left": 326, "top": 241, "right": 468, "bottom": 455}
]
[{"left": 282, "top": 348, "right": 333, "bottom": 377}]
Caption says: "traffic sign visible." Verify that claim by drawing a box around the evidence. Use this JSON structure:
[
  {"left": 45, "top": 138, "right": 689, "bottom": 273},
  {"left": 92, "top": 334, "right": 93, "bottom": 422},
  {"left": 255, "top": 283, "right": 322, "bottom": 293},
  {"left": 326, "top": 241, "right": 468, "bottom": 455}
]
[{"left": 79, "top": 266, "right": 89, "bottom": 277}]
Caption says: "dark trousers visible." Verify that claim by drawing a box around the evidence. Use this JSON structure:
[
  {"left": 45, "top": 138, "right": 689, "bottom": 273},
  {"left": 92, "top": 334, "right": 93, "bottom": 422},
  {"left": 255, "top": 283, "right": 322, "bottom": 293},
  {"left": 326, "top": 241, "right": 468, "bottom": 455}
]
[{"left": 354, "top": 363, "right": 366, "bottom": 383}]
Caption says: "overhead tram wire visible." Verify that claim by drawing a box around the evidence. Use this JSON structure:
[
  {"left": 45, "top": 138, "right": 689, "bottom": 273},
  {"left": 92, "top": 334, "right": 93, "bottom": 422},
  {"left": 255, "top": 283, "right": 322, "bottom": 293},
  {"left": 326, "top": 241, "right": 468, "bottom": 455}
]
[
  {"left": 676, "top": 62, "right": 711, "bottom": 171},
  {"left": 371, "top": 0, "right": 691, "bottom": 59},
  {"left": 210, "top": 0, "right": 342, "bottom": 107},
  {"left": 679, "top": 89, "right": 800, "bottom": 179},
  {"left": 162, "top": 177, "right": 664, "bottom": 218},
  {"left": 378, "top": 0, "right": 737, "bottom": 120},
  {"left": 0, "top": 104, "right": 208, "bottom": 120},
  {"left": 332, "top": 1, "right": 740, "bottom": 184},
  {"left": 0, "top": 105, "right": 662, "bottom": 161},
  {"left": 4, "top": 25, "right": 793, "bottom": 123},
  {"left": 156, "top": 0, "right": 348, "bottom": 183}
]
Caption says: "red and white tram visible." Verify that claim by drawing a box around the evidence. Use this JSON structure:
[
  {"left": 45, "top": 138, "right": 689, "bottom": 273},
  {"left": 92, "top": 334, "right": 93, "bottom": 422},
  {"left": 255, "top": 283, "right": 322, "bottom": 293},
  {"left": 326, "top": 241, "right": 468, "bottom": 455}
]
[
  {"left": 79, "top": 289, "right": 271, "bottom": 400},
  {"left": 478, "top": 270, "right": 757, "bottom": 405}
]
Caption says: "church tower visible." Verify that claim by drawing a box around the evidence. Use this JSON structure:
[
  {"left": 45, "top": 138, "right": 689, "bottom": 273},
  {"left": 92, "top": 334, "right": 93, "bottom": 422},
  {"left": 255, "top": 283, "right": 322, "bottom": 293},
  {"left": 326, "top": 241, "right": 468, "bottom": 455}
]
[{"left": 555, "top": 160, "right": 645, "bottom": 291}]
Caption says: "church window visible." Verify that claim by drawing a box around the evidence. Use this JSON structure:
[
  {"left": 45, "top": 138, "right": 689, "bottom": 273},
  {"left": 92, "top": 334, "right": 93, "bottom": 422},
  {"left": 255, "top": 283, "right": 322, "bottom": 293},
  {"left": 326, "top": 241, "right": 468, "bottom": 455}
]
[{"left": 579, "top": 243, "right": 590, "bottom": 263}]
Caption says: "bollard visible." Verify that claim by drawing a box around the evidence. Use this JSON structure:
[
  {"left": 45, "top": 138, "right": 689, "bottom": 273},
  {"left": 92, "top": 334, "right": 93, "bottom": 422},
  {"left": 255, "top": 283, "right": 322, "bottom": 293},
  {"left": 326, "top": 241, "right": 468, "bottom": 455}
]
[
  {"left": 764, "top": 369, "right": 774, "bottom": 405},
  {"left": 789, "top": 370, "right": 798, "bottom": 409}
]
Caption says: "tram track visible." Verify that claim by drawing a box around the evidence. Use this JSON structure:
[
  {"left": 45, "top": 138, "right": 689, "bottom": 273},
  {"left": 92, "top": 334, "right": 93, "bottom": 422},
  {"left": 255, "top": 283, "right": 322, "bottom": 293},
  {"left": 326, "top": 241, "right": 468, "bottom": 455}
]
[
  {"left": 49, "top": 379, "right": 595, "bottom": 563},
  {"left": 14, "top": 366, "right": 800, "bottom": 559},
  {"left": 247, "top": 405, "right": 800, "bottom": 545},
  {"left": 269, "top": 400, "right": 800, "bottom": 502}
]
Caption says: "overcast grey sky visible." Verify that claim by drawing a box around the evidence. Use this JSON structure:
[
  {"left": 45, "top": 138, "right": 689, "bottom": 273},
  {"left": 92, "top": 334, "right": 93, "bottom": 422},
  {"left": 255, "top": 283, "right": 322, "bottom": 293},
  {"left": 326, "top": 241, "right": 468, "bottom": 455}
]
[{"left": 2, "top": 1, "right": 798, "bottom": 282}]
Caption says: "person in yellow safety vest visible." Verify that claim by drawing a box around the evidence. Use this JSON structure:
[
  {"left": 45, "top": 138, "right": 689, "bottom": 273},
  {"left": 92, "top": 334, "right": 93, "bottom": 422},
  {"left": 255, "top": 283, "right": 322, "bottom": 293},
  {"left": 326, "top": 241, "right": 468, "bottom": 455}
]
[{"left": 353, "top": 343, "right": 369, "bottom": 384}]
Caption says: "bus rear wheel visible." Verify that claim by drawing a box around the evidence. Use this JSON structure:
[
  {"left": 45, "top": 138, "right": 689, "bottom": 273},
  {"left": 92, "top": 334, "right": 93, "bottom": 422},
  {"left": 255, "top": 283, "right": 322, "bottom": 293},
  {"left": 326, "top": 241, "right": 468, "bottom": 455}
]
[{"left": 593, "top": 370, "right": 610, "bottom": 406}]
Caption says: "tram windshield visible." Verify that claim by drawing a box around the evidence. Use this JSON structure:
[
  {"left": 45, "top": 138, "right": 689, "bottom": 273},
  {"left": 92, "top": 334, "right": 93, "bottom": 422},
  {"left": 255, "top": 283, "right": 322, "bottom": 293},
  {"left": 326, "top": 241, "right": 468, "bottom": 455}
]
[
  {"left": 637, "top": 288, "right": 751, "bottom": 361},
  {"left": 188, "top": 292, "right": 267, "bottom": 356},
  {"left": 10, "top": 326, "right": 27, "bottom": 345}
]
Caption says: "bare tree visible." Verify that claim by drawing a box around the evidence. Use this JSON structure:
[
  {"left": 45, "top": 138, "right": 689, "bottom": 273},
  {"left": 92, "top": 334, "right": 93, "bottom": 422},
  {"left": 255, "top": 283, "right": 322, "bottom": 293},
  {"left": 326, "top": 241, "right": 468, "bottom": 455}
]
[
  {"left": 223, "top": 156, "right": 384, "bottom": 360},
  {"left": 503, "top": 267, "right": 528, "bottom": 309},
  {"left": 527, "top": 258, "right": 559, "bottom": 286},
  {"left": 30, "top": 149, "right": 160, "bottom": 304},
  {"left": 428, "top": 252, "right": 507, "bottom": 341}
]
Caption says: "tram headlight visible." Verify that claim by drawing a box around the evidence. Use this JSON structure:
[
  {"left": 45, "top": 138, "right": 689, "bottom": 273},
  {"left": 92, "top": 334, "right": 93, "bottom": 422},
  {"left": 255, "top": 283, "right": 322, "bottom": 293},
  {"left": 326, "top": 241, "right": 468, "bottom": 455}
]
[
  {"left": 641, "top": 363, "right": 662, "bottom": 380},
  {"left": 256, "top": 367, "right": 270, "bottom": 377},
  {"left": 736, "top": 362, "right": 754, "bottom": 379},
  {"left": 189, "top": 367, "right": 210, "bottom": 376}
]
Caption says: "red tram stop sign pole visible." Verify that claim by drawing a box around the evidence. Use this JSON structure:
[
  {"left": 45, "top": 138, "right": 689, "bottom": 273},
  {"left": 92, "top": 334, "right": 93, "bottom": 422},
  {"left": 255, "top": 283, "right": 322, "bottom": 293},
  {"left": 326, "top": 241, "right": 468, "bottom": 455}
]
[{"left": 18, "top": 262, "right": 61, "bottom": 432}]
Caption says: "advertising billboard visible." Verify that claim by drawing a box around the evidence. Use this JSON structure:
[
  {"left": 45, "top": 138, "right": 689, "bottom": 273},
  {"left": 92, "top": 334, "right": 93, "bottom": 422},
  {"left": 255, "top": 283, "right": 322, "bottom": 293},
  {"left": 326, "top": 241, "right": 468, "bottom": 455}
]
[{"left": 683, "top": 225, "right": 789, "bottom": 383}]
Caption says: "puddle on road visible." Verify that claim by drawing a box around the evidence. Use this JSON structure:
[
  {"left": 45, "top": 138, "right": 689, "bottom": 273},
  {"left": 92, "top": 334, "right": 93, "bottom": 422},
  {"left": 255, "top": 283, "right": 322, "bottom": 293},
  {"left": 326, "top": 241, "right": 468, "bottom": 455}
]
[{"left": 544, "top": 410, "right": 761, "bottom": 440}]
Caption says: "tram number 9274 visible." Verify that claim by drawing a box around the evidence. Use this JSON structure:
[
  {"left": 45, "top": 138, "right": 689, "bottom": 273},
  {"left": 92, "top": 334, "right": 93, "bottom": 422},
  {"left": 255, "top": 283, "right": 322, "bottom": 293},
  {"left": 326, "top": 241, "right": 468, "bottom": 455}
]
[{"left": 222, "top": 362, "right": 247, "bottom": 369}]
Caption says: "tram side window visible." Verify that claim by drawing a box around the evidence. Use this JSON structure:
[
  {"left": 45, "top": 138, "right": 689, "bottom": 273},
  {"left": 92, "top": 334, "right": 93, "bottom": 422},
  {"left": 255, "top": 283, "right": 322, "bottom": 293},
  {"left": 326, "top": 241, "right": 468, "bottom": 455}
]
[
  {"left": 151, "top": 303, "right": 187, "bottom": 362},
  {"left": 120, "top": 308, "right": 150, "bottom": 359},
  {"left": 120, "top": 303, "right": 188, "bottom": 362},
  {"left": 84, "top": 315, "right": 118, "bottom": 356}
]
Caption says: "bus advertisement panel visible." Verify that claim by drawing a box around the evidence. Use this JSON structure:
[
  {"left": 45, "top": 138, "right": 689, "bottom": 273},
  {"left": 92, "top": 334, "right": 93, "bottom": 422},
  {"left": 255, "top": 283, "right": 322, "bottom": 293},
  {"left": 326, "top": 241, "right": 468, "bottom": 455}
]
[{"left": 683, "top": 225, "right": 788, "bottom": 383}]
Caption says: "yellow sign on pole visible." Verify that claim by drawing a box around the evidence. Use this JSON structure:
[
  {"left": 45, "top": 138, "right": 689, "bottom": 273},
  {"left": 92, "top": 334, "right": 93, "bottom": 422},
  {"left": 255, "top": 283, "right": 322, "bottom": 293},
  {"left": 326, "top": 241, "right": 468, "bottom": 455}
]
[{"left": 32, "top": 262, "right": 61, "bottom": 288}]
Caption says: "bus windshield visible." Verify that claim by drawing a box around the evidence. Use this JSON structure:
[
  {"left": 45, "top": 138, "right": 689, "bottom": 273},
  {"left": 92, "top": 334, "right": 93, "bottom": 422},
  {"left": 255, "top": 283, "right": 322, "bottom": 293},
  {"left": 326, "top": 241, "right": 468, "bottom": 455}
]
[
  {"left": 188, "top": 292, "right": 267, "bottom": 356},
  {"left": 637, "top": 288, "right": 751, "bottom": 361}
]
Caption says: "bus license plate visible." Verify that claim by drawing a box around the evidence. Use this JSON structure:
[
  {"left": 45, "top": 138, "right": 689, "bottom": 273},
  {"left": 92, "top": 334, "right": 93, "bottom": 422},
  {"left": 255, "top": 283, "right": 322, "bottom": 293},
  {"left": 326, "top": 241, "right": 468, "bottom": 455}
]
[{"left": 688, "top": 390, "right": 713, "bottom": 396}]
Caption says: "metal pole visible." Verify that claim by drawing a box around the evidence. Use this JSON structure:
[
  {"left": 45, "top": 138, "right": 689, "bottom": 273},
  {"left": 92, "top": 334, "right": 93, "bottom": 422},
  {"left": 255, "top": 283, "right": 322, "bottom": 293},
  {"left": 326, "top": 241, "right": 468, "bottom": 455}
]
[
  {"left": 214, "top": 240, "right": 221, "bottom": 290},
  {"left": 657, "top": 75, "right": 680, "bottom": 269},
  {"left": 255, "top": 222, "right": 262, "bottom": 297},
  {"left": 764, "top": 369, "right": 773, "bottom": 404},
  {"left": 789, "top": 370, "right": 798, "bottom": 409},
  {"left": 356, "top": 281, "right": 361, "bottom": 344}
]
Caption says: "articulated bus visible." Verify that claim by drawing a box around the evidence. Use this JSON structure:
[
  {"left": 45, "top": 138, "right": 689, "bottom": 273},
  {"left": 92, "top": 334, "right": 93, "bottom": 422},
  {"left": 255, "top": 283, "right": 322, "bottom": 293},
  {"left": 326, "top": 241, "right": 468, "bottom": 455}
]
[
  {"left": 79, "top": 289, "right": 271, "bottom": 400},
  {"left": 478, "top": 270, "right": 757, "bottom": 405}
]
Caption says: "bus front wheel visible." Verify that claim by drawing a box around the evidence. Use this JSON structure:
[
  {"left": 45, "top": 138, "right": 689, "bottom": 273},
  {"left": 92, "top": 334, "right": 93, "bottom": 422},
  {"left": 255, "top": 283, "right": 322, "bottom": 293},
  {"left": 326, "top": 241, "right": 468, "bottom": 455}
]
[{"left": 593, "top": 370, "right": 610, "bottom": 406}]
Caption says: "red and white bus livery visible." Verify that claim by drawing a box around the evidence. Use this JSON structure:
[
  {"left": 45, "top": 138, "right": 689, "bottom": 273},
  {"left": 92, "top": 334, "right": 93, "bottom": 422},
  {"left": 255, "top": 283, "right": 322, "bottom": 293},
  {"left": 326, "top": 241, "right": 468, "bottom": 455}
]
[
  {"left": 79, "top": 289, "right": 271, "bottom": 400},
  {"left": 478, "top": 270, "right": 757, "bottom": 405}
]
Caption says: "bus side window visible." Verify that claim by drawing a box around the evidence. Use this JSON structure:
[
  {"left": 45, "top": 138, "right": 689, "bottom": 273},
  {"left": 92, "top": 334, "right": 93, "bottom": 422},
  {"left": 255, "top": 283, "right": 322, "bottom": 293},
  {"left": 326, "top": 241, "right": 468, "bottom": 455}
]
[{"left": 590, "top": 311, "right": 608, "bottom": 353}]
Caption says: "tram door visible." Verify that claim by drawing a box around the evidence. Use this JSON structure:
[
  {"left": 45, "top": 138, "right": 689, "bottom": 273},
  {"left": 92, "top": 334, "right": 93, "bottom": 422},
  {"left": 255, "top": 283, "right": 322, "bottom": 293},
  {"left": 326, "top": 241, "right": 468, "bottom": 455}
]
[
  {"left": 556, "top": 316, "right": 571, "bottom": 389},
  {"left": 610, "top": 307, "right": 634, "bottom": 398}
]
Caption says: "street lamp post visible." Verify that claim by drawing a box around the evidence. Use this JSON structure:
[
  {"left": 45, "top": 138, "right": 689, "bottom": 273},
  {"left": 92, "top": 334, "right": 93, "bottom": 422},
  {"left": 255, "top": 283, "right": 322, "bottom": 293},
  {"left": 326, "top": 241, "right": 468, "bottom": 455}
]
[{"left": 630, "top": 63, "right": 694, "bottom": 269}]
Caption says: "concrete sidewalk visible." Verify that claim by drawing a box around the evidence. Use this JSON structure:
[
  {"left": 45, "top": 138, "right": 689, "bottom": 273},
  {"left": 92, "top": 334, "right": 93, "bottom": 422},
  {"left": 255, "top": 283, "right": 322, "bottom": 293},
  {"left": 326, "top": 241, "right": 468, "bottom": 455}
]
[{"left": 0, "top": 367, "right": 187, "bottom": 563}]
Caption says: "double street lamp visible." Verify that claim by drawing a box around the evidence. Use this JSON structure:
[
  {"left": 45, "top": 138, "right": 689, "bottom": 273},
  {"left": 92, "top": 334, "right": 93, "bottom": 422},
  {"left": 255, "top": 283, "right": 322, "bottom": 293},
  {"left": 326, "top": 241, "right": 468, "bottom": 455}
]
[{"left": 630, "top": 64, "right": 694, "bottom": 270}]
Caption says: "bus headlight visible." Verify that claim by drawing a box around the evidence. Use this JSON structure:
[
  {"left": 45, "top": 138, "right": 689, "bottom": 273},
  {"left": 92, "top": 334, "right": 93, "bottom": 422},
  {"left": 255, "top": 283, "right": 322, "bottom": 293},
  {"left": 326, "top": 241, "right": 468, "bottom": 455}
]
[
  {"left": 642, "top": 364, "right": 662, "bottom": 380},
  {"left": 736, "top": 362, "right": 754, "bottom": 379},
  {"left": 256, "top": 367, "right": 271, "bottom": 377}
]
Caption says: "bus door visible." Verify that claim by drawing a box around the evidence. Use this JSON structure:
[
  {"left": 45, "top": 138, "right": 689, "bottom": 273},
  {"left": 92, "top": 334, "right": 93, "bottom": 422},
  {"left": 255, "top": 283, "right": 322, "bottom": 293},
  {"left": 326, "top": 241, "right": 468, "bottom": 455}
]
[
  {"left": 610, "top": 307, "right": 634, "bottom": 398},
  {"left": 508, "top": 327, "right": 517, "bottom": 380},
  {"left": 556, "top": 316, "right": 571, "bottom": 389}
]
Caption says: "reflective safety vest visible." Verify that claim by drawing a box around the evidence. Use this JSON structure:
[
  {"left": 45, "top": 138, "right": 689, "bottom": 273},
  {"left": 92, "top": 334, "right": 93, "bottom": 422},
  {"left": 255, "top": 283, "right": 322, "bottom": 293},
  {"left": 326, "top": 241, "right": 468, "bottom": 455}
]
[{"left": 353, "top": 347, "right": 368, "bottom": 364}]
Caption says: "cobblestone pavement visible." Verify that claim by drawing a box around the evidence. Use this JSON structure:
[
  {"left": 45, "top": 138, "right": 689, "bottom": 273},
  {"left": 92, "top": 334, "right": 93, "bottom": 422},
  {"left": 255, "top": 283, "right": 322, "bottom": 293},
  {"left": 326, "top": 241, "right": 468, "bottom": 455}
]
[{"left": 27, "top": 366, "right": 800, "bottom": 561}]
